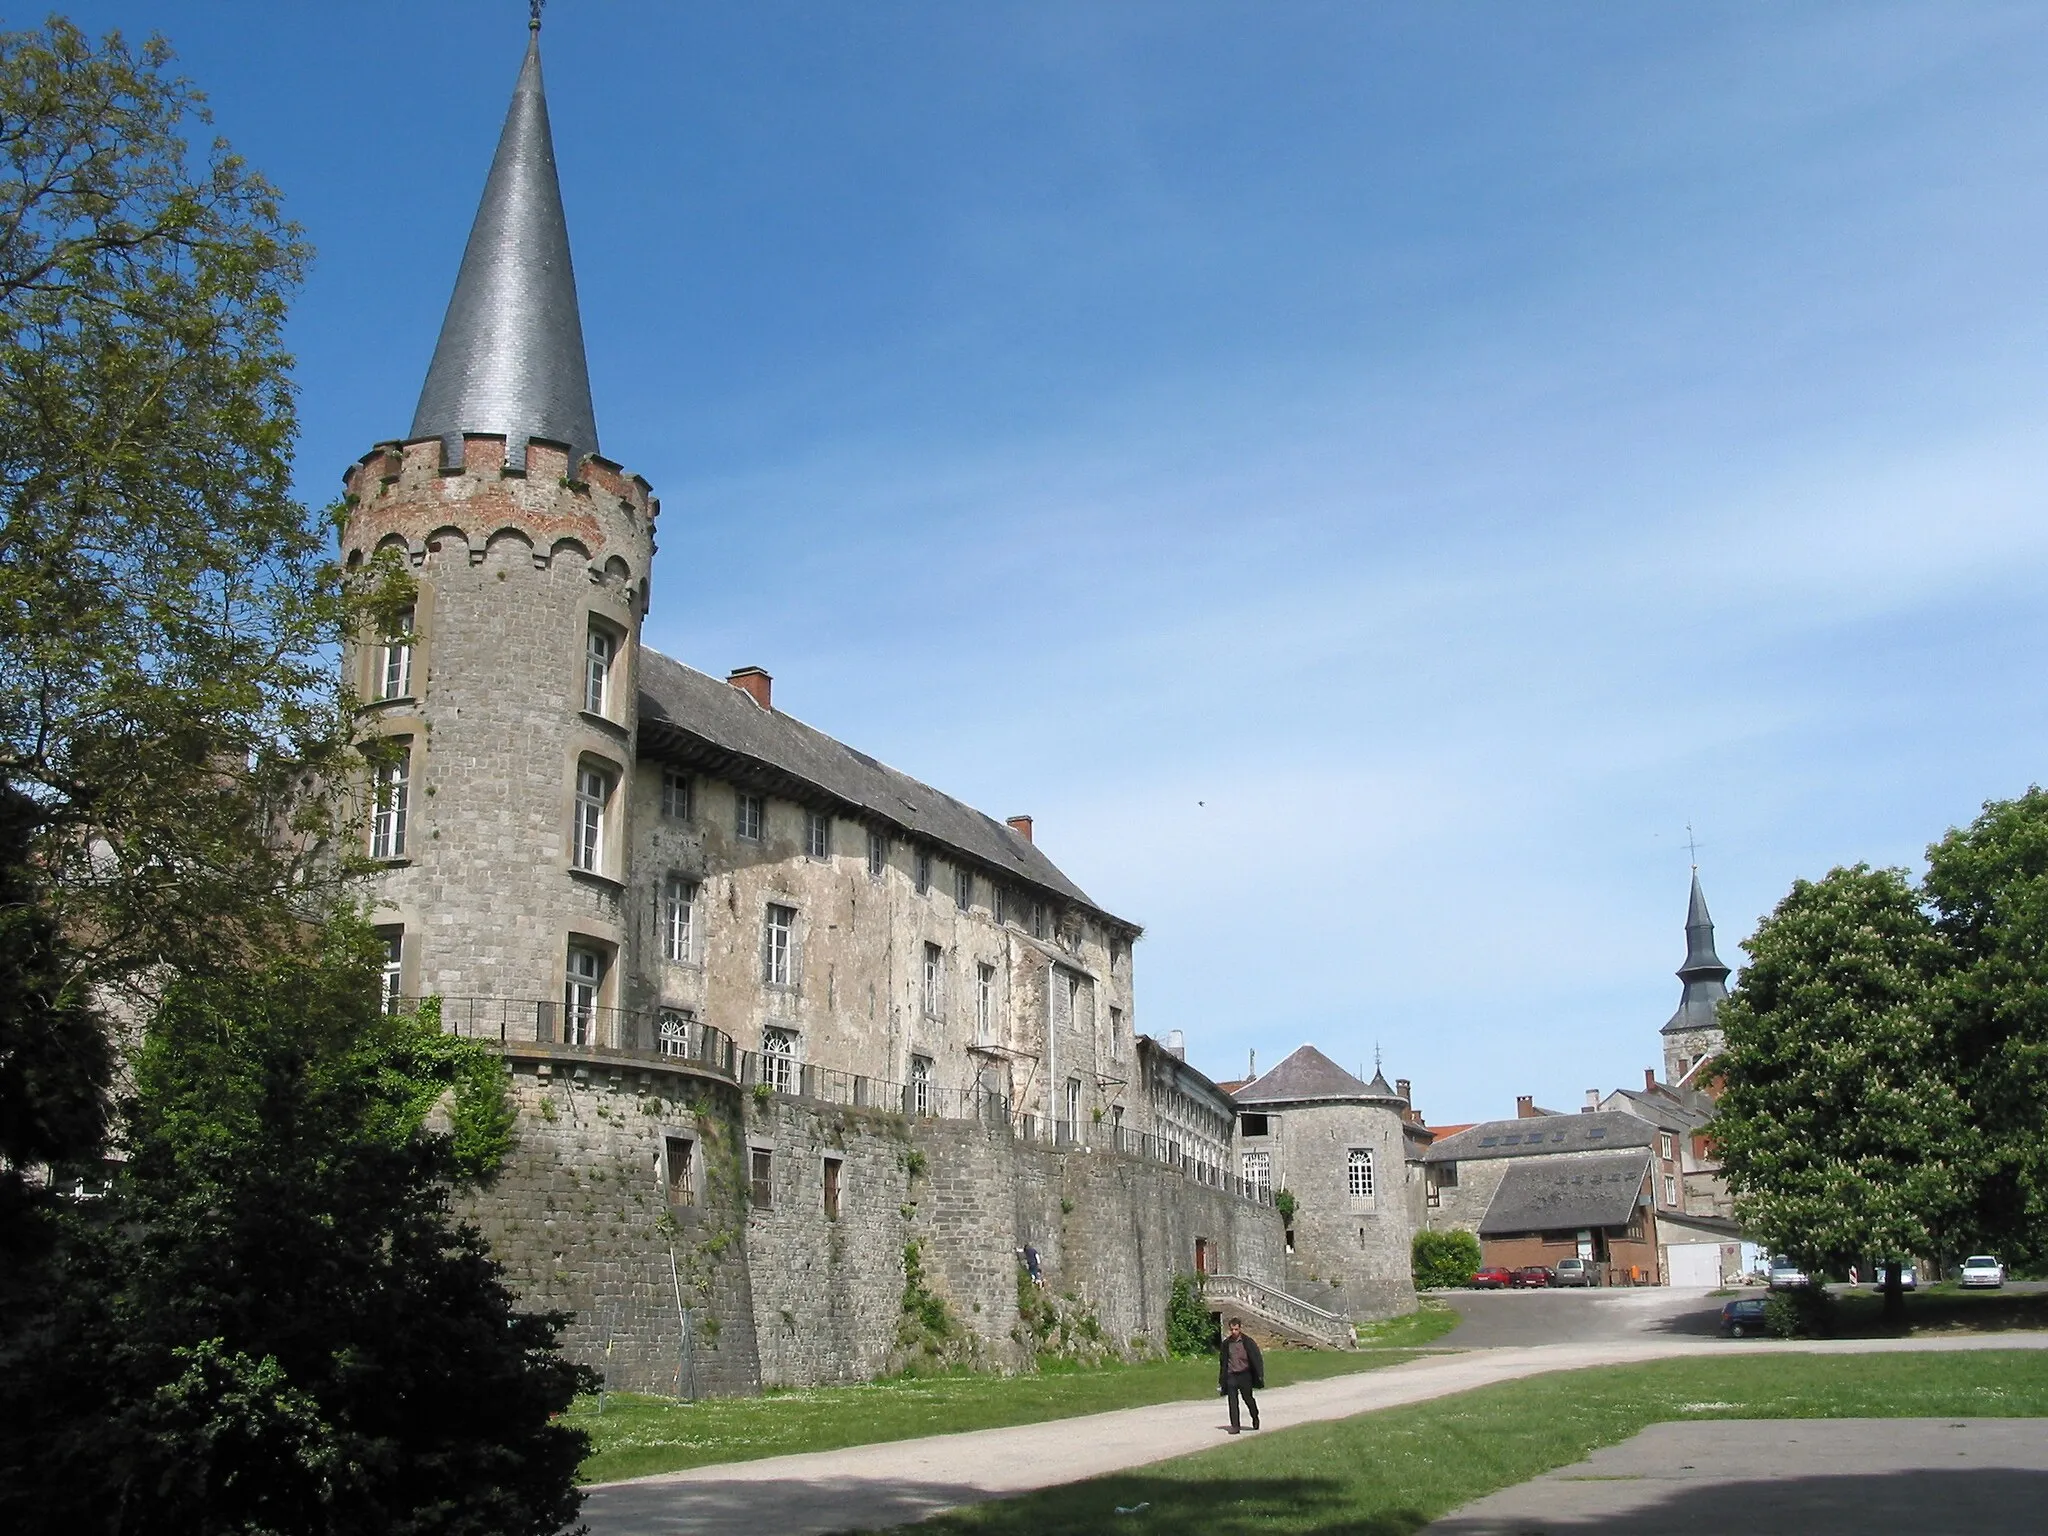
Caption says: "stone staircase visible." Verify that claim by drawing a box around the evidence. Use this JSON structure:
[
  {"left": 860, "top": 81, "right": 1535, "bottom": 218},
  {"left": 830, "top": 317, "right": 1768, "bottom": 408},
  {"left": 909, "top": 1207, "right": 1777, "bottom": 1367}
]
[{"left": 1203, "top": 1273, "right": 1356, "bottom": 1350}]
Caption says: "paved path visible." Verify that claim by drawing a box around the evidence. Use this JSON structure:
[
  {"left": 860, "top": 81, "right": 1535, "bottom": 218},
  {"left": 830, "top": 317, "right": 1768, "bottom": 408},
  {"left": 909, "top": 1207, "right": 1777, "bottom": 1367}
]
[
  {"left": 1424, "top": 1418, "right": 2048, "bottom": 1533},
  {"left": 580, "top": 1331, "right": 2048, "bottom": 1536},
  {"left": 1433, "top": 1283, "right": 1727, "bottom": 1348}
]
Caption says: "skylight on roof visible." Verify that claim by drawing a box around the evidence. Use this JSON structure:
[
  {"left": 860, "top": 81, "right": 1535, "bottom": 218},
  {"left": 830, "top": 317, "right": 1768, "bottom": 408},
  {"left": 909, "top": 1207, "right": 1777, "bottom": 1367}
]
[{"left": 1479, "top": 1136, "right": 1500, "bottom": 1147}]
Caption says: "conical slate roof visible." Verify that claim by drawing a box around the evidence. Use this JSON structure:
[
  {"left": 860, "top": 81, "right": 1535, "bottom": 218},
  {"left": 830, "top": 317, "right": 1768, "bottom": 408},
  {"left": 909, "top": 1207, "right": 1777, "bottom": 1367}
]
[
  {"left": 1236, "top": 1045, "right": 1399, "bottom": 1105},
  {"left": 1662, "top": 870, "right": 1731, "bottom": 1037},
  {"left": 410, "top": 24, "right": 598, "bottom": 471}
]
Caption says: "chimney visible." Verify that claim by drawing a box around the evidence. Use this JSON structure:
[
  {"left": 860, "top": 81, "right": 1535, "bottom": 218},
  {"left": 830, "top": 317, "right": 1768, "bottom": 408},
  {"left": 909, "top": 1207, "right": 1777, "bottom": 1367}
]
[
  {"left": 1645, "top": 1067, "right": 1658, "bottom": 1093},
  {"left": 1395, "top": 1078, "right": 1411, "bottom": 1103},
  {"left": 1166, "top": 1028, "right": 1186, "bottom": 1061},
  {"left": 728, "top": 666, "right": 772, "bottom": 710},
  {"left": 1515, "top": 1094, "right": 1536, "bottom": 1119},
  {"left": 1248, "top": 1049, "right": 1257, "bottom": 1079},
  {"left": 1584, "top": 1089, "right": 1600, "bottom": 1112},
  {"left": 1006, "top": 815, "right": 1034, "bottom": 843}
]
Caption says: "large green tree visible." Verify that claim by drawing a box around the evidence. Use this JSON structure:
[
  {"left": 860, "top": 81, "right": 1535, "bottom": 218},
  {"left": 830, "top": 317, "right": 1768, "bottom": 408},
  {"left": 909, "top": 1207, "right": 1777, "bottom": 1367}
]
[
  {"left": 0, "top": 922, "right": 593, "bottom": 1535},
  {"left": 1713, "top": 865, "right": 1971, "bottom": 1322}
]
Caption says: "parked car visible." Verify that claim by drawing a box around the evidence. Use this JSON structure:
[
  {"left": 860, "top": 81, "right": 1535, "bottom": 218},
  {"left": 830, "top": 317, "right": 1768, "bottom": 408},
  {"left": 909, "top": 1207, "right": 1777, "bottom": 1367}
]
[
  {"left": 1720, "top": 1296, "right": 1770, "bottom": 1337},
  {"left": 1867, "top": 1264, "right": 1918, "bottom": 1291},
  {"left": 1960, "top": 1255, "right": 2007, "bottom": 1289},
  {"left": 1510, "top": 1265, "right": 1553, "bottom": 1289},
  {"left": 1468, "top": 1266, "right": 1514, "bottom": 1290},
  {"left": 1767, "top": 1257, "right": 1811, "bottom": 1290},
  {"left": 1551, "top": 1257, "right": 1596, "bottom": 1287}
]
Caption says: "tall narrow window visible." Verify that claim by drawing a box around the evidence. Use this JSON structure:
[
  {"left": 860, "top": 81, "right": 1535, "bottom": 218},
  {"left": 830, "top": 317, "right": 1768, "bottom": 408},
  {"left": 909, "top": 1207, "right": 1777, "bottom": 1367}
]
[
  {"left": 1109, "top": 1005, "right": 1125, "bottom": 1055},
  {"left": 371, "top": 747, "right": 410, "bottom": 858},
  {"left": 1064, "top": 1077, "right": 1082, "bottom": 1140},
  {"left": 823, "top": 1155, "right": 842, "bottom": 1219},
  {"left": 866, "top": 828, "right": 887, "bottom": 879},
  {"left": 914, "top": 848, "right": 932, "bottom": 896},
  {"left": 564, "top": 946, "right": 602, "bottom": 1046},
  {"left": 1347, "top": 1147, "right": 1375, "bottom": 1199},
  {"left": 762, "top": 1025, "right": 798, "bottom": 1093},
  {"left": 661, "top": 875, "right": 696, "bottom": 962},
  {"left": 736, "top": 792, "right": 764, "bottom": 841},
  {"left": 1243, "top": 1150, "right": 1272, "bottom": 1194},
  {"left": 750, "top": 1148, "right": 773, "bottom": 1209},
  {"left": 584, "top": 625, "right": 613, "bottom": 716},
  {"left": 1032, "top": 902, "right": 1050, "bottom": 940},
  {"left": 908, "top": 1053, "right": 934, "bottom": 1117},
  {"left": 377, "top": 607, "right": 414, "bottom": 700},
  {"left": 805, "top": 810, "right": 831, "bottom": 861},
  {"left": 976, "top": 962, "right": 996, "bottom": 1042},
  {"left": 572, "top": 766, "right": 609, "bottom": 872},
  {"left": 665, "top": 1135, "right": 695, "bottom": 1205},
  {"left": 954, "top": 865, "right": 973, "bottom": 910},
  {"left": 921, "top": 942, "right": 944, "bottom": 1018},
  {"left": 378, "top": 931, "right": 403, "bottom": 1014},
  {"left": 660, "top": 769, "right": 692, "bottom": 820},
  {"left": 763, "top": 903, "right": 796, "bottom": 987}
]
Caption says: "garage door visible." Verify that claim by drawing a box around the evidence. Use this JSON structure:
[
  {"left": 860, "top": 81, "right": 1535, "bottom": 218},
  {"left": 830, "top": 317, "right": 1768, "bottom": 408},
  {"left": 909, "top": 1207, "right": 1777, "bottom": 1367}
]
[{"left": 1666, "top": 1242, "right": 1722, "bottom": 1287}]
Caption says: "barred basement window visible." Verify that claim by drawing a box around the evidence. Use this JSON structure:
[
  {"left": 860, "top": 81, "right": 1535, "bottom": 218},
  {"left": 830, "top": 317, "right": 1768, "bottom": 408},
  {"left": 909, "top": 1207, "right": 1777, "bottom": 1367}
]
[
  {"left": 805, "top": 809, "right": 831, "bottom": 861},
  {"left": 660, "top": 769, "right": 693, "bottom": 820},
  {"left": 1347, "top": 1147, "right": 1375, "bottom": 1199},
  {"left": 665, "top": 1135, "right": 695, "bottom": 1205},
  {"left": 370, "top": 747, "right": 410, "bottom": 858},
  {"left": 736, "top": 792, "right": 764, "bottom": 841},
  {"left": 660, "top": 875, "right": 696, "bottom": 962}
]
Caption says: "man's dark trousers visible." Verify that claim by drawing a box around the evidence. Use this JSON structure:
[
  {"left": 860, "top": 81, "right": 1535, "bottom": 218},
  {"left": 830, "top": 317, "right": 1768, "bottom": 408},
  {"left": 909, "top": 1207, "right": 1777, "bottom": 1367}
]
[
  {"left": 1219, "top": 1330, "right": 1265, "bottom": 1431},
  {"left": 1224, "top": 1371, "right": 1259, "bottom": 1431}
]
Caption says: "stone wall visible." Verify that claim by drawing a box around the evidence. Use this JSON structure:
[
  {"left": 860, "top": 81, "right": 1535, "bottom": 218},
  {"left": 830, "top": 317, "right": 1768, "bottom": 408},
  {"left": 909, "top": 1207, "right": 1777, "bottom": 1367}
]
[{"left": 1270, "top": 1101, "right": 1417, "bottom": 1321}]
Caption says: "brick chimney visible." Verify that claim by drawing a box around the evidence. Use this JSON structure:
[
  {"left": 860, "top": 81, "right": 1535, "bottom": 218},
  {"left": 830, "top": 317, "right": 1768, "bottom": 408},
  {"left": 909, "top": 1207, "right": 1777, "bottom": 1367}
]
[
  {"left": 1006, "top": 814, "right": 1033, "bottom": 843},
  {"left": 1645, "top": 1067, "right": 1658, "bottom": 1093},
  {"left": 728, "top": 666, "right": 772, "bottom": 710},
  {"left": 1395, "top": 1078, "right": 1411, "bottom": 1103},
  {"left": 1516, "top": 1094, "right": 1537, "bottom": 1118}
]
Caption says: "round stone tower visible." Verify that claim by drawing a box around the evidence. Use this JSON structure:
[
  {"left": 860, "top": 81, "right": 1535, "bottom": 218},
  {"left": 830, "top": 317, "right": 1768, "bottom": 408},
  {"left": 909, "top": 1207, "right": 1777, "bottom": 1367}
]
[{"left": 341, "top": 22, "right": 658, "bottom": 1035}]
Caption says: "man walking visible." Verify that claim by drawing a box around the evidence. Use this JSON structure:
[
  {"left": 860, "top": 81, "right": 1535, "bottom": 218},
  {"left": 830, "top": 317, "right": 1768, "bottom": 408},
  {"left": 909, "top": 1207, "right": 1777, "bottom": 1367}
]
[{"left": 1218, "top": 1316, "right": 1264, "bottom": 1433}]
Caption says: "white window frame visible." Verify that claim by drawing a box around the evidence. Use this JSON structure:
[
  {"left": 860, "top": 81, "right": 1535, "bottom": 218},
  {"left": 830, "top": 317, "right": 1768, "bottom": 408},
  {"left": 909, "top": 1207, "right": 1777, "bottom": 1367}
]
[
  {"left": 584, "top": 625, "right": 614, "bottom": 716},
  {"left": 762, "top": 1025, "right": 799, "bottom": 1094},
  {"left": 658, "top": 1007, "right": 693, "bottom": 1059},
  {"left": 763, "top": 903, "right": 796, "bottom": 988},
  {"left": 805, "top": 809, "right": 831, "bottom": 861},
  {"left": 661, "top": 768, "right": 692, "bottom": 820},
  {"left": 661, "top": 875, "right": 696, "bottom": 963},
  {"left": 1242, "top": 1149, "right": 1271, "bottom": 1194},
  {"left": 1665, "top": 1174, "right": 1678, "bottom": 1206},
  {"left": 908, "top": 1052, "right": 934, "bottom": 1117},
  {"left": 736, "top": 792, "right": 764, "bottom": 841},
  {"left": 1064, "top": 1076, "right": 1082, "bottom": 1138},
  {"left": 1347, "top": 1146, "right": 1375, "bottom": 1199},
  {"left": 976, "top": 962, "right": 996, "bottom": 1042},
  {"left": 379, "top": 931, "right": 404, "bottom": 1014},
  {"left": 922, "top": 942, "right": 944, "bottom": 1019},
  {"left": 564, "top": 946, "right": 602, "bottom": 1046},
  {"left": 866, "top": 828, "right": 887, "bottom": 880},
  {"left": 371, "top": 747, "right": 410, "bottom": 859},
  {"left": 377, "top": 606, "right": 414, "bottom": 700},
  {"left": 572, "top": 765, "right": 609, "bottom": 873}
]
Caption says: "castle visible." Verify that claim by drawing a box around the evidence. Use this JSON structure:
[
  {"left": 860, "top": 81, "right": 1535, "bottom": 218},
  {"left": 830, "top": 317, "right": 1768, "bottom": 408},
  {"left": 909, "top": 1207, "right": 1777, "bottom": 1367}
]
[{"left": 343, "top": 22, "right": 1419, "bottom": 1394}]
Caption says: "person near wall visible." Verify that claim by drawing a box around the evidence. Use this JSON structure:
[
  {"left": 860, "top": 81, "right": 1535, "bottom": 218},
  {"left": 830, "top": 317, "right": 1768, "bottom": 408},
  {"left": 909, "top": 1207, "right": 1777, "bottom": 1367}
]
[{"left": 1218, "top": 1317, "right": 1264, "bottom": 1434}]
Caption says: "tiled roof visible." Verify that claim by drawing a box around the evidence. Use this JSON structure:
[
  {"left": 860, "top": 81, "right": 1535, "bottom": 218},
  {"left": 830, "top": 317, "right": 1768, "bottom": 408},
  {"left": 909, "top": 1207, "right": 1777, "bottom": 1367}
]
[
  {"left": 1478, "top": 1150, "right": 1652, "bottom": 1236},
  {"left": 636, "top": 650, "right": 1134, "bottom": 929},
  {"left": 1234, "top": 1045, "right": 1402, "bottom": 1106},
  {"left": 1423, "top": 1110, "right": 1655, "bottom": 1164}
]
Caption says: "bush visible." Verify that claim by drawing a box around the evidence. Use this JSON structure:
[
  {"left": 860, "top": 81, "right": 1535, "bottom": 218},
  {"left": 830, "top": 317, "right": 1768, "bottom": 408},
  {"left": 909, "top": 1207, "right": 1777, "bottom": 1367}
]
[
  {"left": 1165, "top": 1274, "right": 1217, "bottom": 1357},
  {"left": 1764, "top": 1287, "right": 1835, "bottom": 1338},
  {"left": 1412, "top": 1229, "right": 1482, "bottom": 1290}
]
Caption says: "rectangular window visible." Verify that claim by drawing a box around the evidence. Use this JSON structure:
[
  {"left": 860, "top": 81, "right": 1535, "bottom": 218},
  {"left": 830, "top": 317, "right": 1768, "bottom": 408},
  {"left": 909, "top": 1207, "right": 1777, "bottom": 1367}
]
[
  {"left": 1241, "top": 1113, "right": 1270, "bottom": 1138},
  {"left": 976, "top": 962, "right": 996, "bottom": 1042},
  {"left": 1664, "top": 1174, "right": 1678, "bottom": 1206},
  {"left": 735, "top": 792, "right": 764, "bottom": 841},
  {"left": 660, "top": 769, "right": 692, "bottom": 820},
  {"left": 866, "top": 828, "right": 887, "bottom": 879},
  {"left": 1108, "top": 1004, "right": 1125, "bottom": 1053},
  {"left": 1243, "top": 1150, "right": 1272, "bottom": 1193},
  {"left": 763, "top": 903, "right": 796, "bottom": 987},
  {"left": 1347, "top": 1147, "right": 1375, "bottom": 1199},
  {"left": 750, "top": 1148, "right": 773, "bottom": 1209},
  {"left": 665, "top": 1135, "right": 695, "bottom": 1206},
  {"left": 922, "top": 942, "right": 944, "bottom": 1019},
  {"left": 658, "top": 1007, "right": 693, "bottom": 1059},
  {"left": 564, "top": 946, "right": 602, "bottom": 1046},
  {"left": 371, "top": 747, "right": 410, "bottom": 858},
  {"left": 762, "top": 1025, "right": 798, "bottom": 1093},
  {"left": 1659, "top": 1133, "right": 1674, "bottom": 1159},
  {"left": 1032, "top": 901, "right": 1049, "bottom": 940},
  {"left": 573, "top": 766, "right": 609, "bottom": 872},
  {"left": 954, "top": 865, "right": 973, "bottom": 910},
  {"left": 1064, "top": 1076, "right": 1082, "bottom": 1139},
  {"left": 378, "top": 931, "right": 403, "bottom": 1014},
  {"left": 908, "top": 1053, "right": 934, "bottom": 1117},
  {"left": 823, "top": 1156, "right": 842, "bottom": 1220},
  {"left": 661, "top": 875, "right": 696, "bottom": 962},
  {"left": 805, "top": 810, "right": 831, "bottom": 861},
  {"left": 377, "top": 607, "right": 414, "bottom": 700},
  {"left": 585, "top": 625, "right": 613, "bottom": 716},
  {"left": 914, "top": 848, "right": 932, "bottom": 896}
]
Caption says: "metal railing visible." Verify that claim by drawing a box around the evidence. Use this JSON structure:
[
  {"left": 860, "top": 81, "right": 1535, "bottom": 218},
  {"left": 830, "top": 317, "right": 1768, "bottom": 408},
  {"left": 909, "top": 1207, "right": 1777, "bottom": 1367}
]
[
  {"left": 411, "top": 996, "right": 739, "bottom": 1079},
  {"left": 1203, "top": 1273, "right": 1355, "bottom": 1349}
]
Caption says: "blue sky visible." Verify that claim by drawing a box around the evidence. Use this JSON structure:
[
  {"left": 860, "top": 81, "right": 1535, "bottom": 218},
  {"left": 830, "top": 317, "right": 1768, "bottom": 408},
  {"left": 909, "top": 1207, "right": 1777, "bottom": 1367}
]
[{"left": 71, "top": 3, "right": 2048, "bottom": 1122}]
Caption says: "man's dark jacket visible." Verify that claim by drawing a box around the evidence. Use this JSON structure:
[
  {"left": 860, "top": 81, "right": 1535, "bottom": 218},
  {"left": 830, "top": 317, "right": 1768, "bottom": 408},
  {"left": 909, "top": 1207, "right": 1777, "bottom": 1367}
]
[{"left": 1218, "top": 1332, "right": 1265, "bottom": 1390}]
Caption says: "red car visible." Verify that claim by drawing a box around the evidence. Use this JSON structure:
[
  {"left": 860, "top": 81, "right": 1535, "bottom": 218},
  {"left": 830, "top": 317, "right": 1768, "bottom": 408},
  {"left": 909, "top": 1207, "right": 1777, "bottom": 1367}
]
[
  {"left": 1511, "top": 1265, "right": 1554, "bottom": 1289},
  {"left": 1468, "top": 1266, "right": 1513, "bottom": 1289}
]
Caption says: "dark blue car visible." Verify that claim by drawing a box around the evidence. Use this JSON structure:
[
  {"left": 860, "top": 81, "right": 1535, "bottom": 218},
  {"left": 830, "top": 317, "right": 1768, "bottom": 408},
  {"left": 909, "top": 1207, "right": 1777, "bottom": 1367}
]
[{"left": 1720, "top": 1297, "right": 1769, "bottom": 1337}]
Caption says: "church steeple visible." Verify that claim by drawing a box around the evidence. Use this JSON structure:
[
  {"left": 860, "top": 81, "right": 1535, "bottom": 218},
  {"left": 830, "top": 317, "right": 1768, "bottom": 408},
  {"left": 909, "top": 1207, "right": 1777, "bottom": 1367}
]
[
  {"left": 409, "top": 16, "right": 598, "bottom": 472},
  {"left": 1661, "top": 869, "right": 1730, "bottom": 1080}
]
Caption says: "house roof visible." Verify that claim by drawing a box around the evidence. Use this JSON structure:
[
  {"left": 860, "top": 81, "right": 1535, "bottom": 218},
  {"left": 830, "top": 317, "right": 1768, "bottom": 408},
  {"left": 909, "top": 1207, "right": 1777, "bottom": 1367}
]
[
  {"left": 1478, "top": 1150, "right": 1653, "bottom": 1236},
  {"left": 1604, "top": 1086, "right": 1714, "bottom": 1133},
  {"left": 1233, "top": 1045, "right": 1405, "bottom": 1107},
  {"left": 1423, "top": 1110, "right": 1655, "bottom": 1164},
  {"left": 636, "top": 650, "right": 1135, "bottom": 931}
]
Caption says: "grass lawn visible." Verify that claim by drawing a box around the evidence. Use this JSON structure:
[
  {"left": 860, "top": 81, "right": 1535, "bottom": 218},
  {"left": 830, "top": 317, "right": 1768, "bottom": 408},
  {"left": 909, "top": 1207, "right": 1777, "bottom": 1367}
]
[
  {"left": 1354, "top": 1297, "right": 1460, "bottom": 1350},
  {"left": 904, "top": 1348, "right": 2048, "bottom": 1535},
  {"left": 1822, "top": 1282, "right": 2048, "bottom": 1336},
  {"left": 575, "top": 1341, "right": 1440, "bottom": 1483}
]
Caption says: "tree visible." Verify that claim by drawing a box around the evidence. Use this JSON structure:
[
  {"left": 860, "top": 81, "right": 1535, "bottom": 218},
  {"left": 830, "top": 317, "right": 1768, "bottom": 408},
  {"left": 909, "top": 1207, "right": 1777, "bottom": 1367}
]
[
  {"left": 0, "top": 17, "right": 353, "bottom": 1017},
  {"left": 1411, "top": 1228, "right": 1481, "bottom": 1290},
  {"left": 1713, "top": 865, "right": 1971, "bottom": 1323},
  {"left": 0, "top": 921, "right": 594, "bottom": 1535}
]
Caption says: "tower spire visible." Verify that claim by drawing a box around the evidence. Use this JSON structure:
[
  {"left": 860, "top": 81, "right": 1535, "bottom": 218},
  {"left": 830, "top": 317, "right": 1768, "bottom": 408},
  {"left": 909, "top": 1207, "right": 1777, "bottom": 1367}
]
[
  {"left": 410, "top": 16, "right": 598, "bottom": 472},
  {"left": 1661, "top": 867, "right": 1731, "bottom": 1068}
]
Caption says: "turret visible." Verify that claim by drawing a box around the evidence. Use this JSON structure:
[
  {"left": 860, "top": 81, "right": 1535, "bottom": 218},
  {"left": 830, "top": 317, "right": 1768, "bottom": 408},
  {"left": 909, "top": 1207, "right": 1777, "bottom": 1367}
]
[
  {"left": 1660, "top": 870, "right": 1729, "bottom": 1084},
  {"left": 341, "top": 16, "right": 657, "bottom": 1031}
]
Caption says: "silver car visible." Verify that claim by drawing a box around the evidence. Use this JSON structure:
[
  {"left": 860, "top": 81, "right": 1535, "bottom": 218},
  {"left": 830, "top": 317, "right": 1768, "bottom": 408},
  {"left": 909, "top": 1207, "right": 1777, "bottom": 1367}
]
[
  {"left": 1767, "top": 1257, "right": 1810, "bottom": 1290},
  {"left": 1960, "top": 1255, "right": 2006, "bottom": 1289},
  {"left": 1552, "top": 1257, "right": 1595, "bottom": 1287}
]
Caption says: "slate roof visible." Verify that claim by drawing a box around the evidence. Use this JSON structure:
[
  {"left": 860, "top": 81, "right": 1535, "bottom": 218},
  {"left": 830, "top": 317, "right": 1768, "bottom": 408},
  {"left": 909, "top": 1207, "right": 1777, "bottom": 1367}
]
[
  {"left": 1478, "top": 1150, "right": 1653, "bottom": 1236},
  {"left": 1604, "top": 1086, "right": 1713, "bottom": 1134},
  {"left": 1422, "top": 1110, "right": 1655, "bottom": 1164},
  {"left": 411, "top": 28, "right": 599, "bottom": 474},
  {"left": 1664, "top": 871, "right": 1732, "bottom": 1037},
  {"left": 1234, "top": 1045, "right": 1405, "bottom": 1106},
  {"left": 636, "top": 649, "right": 1133, "bottom": 929}
]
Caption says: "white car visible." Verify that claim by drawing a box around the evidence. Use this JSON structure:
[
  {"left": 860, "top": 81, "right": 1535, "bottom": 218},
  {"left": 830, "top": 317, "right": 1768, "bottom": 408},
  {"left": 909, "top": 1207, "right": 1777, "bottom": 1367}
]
[
  {"left": 1959, "top": 1255, "right": 2006, "bottom": 1289},
  {"left": 1767, "top": 1258, "right": 1810, "bottom": 1290},
  {"left": 1867, "top": 1264, "right": 1917, "bottom": 1291}
]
